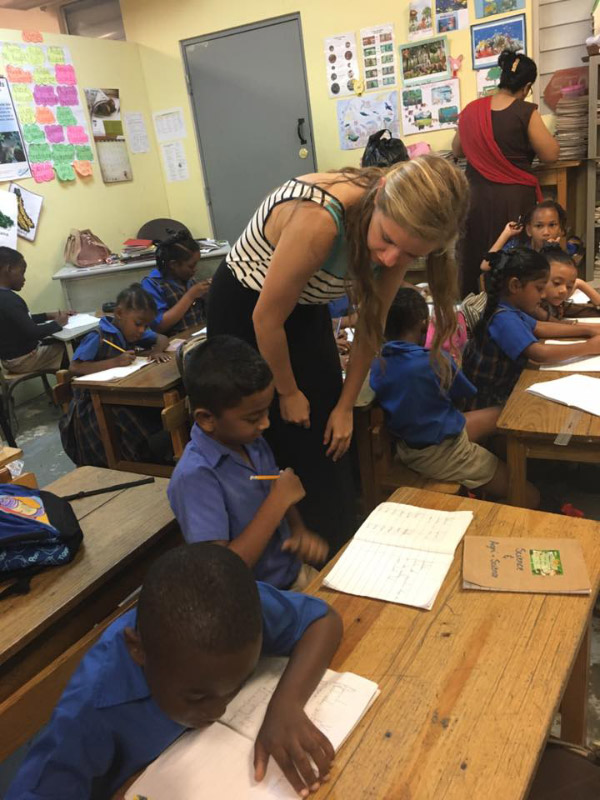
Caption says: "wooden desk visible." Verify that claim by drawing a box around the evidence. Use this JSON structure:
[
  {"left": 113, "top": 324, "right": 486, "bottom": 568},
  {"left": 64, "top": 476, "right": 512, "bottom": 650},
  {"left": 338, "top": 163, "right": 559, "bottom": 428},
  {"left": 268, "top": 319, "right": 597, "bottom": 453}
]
[
  {"left": 74, "top": 329, "right": 201, "bottom": 476},
  {"left": 0, "top": 466, "right": 180, "bottom": 757},
  {"left": 0, "top": 446, "right": 22, "bottom": 468},
  {"left": 497, "top": 367, "right": 600, "bottom": 506},
  {"left": 310, "top": 487, "right": 600, "bottom": 799}
]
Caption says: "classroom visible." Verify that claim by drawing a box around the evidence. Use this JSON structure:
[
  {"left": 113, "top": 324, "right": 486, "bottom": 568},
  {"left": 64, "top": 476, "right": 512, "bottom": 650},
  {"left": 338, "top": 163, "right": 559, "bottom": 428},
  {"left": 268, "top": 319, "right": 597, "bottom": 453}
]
[{"left": 2, "top": 0, "right": 600, "bottom": 796}]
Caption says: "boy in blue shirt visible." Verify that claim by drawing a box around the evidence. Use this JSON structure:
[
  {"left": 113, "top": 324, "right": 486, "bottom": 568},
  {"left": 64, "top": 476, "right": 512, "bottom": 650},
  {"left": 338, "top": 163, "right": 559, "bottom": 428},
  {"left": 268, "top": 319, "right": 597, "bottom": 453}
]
[
  {"left": 168, "top": 336, "right": 328, "bottom": 589},
  {"left": 7, "top": 543, "right": 342, "bottom": 800},
  {"left": 370, "top": 288, "right": 538, "bottom": 505}
]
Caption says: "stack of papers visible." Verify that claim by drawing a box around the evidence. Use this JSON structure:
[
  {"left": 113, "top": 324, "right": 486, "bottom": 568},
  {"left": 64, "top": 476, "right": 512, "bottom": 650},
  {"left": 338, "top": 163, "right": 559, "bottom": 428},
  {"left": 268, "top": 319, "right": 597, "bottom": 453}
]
[
  {"left": 126, "top": 657, "right": 379, "bottom": 799},
  {"left": 553, "top": 96, "right": 588, "bottom": 160},
  {"left": 61, "top": 313, "right": 99, "bottom": 330},
  {"left": 120, "top": 238, "right": 156, "bottom": 262},
  {"left": 73, "top": 357, "right": 150, "bottom": 383},
  {"left": 323, "top": 502, "right": 473, "bottom": 610},
  {"left": 526, "top": 373, "right": 600, "bottom": 416}
]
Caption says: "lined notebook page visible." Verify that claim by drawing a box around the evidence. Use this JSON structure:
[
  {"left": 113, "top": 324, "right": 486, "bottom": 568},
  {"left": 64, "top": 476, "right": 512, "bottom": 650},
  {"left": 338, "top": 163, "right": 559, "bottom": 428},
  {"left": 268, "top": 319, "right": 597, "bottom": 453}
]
[
  {"left": 323, "top": 503, "right": 473, "bottom": 610},
  {"left": 540, "top": 354, "right": 600, "bottom": 372},
  {"left": 527, "top": 374, "right": 600, "bottom": 416},
  {"left": 73, "top": 357, "right": 150, "bottom": 383}
]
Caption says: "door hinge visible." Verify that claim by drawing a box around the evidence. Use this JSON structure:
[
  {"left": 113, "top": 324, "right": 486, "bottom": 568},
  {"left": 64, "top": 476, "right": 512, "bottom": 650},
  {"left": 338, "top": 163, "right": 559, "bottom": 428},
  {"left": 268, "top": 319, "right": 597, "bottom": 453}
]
[
  {"left": 185, "top": 72, "right": 193, "bottom": 96},
  {"left": 204, "top": 186, "right": 212, "bottom": 207}
]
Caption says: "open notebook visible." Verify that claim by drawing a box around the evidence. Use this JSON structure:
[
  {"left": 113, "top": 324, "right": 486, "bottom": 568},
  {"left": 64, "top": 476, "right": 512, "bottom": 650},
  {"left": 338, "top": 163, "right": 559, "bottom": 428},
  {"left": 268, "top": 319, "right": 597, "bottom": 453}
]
[
  {"left": 73, "top": 356, "right": 150, "bottom": 383},
  {"left": 323, "top": 502, "right": 473, "bottom": 610},
  {"left": 125, "top": 657, "right": 379, "bottom": 800},
  {"left": 526, "top": 373, "right": 600, "bottom": 416}
]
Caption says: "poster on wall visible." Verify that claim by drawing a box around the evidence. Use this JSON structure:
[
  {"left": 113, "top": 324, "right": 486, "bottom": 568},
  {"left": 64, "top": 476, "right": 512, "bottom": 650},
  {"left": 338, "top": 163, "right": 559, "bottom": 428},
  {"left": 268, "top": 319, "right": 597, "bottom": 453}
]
[
  {"left": 471, "top": 14, "right": 526, "bottom": 70},
  {"left": 324, "top": 32, "right": 359, "bottom": 97},
  {"left": 400, "top": 37, "right": 451, "bottom": 87},
  {"left": 0, "top": 78, "right": 30, "bottom": 181},
  {"left": 336, "top": 90, "right": 398, "bottom": 150},
  {"left": 124, "top": 111, "right": 150, "bottom": 154},
  {"left": 474, "top": 0, "right": 525, "bottom": 19},
  {"left": 360, "top": 24, "right": 398, "bottom": 92},
  {"left": 0, "top": 42, "right": 93, "bottom": 183},
  {"left": 0, "top": 189, "right": 18, "bottom": 249},
  {"left": 85, "top": 88, "right": 132, "bottom": 184},
  {"left": 8, "top": 182, "right": 42, "bottom": 241},
  {"left": 408, "top": 0, "right": 434, "bottom": 41},
  {"left": 476, "top": 66, "right": 501, "bottom": 96},
  {"left": 401, "top": 78, "right": 460, "bottom": 135},
  {"left": 435, "top": 0, "right": 469, "bottom": 33}
]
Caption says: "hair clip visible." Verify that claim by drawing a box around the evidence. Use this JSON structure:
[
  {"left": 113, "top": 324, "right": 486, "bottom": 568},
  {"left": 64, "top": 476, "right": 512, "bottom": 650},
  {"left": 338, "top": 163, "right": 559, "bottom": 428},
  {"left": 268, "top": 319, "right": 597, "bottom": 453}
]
[{"left": 511, "top": 57, "right": 520, "bottom": 73}]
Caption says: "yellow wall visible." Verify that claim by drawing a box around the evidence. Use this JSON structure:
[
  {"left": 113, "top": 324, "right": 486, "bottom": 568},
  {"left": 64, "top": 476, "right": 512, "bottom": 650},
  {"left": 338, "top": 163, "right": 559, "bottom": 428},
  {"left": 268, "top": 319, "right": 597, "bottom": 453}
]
[
  {"left": 121, "top": 0, "right": 533, "bottom": 239},
  {"left": 0, "top": 28, "right": 169, "bottom": 311}
]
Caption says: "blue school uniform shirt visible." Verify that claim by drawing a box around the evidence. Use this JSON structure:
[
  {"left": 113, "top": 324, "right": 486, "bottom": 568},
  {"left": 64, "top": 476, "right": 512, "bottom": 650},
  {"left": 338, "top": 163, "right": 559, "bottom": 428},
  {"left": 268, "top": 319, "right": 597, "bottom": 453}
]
[
  {"left": 168, "top": 425, "right": 300, "bottom": 588},
  {"left": 72, "top": 316, "right": 156, "bottom": 361},
  {"left": 141, "top": 267, "right": 204, "bottom": 331},
  {"left": 462, "top": 301, "right": 538, "bottom": 409},
  {"left": 369, "top": 341, "right": 476, "bottom": 448},
  {"left": 328, "top": 296, "right": 350, "bottom": 319},
  {"left": 6, "top": 584, "right": 327, "bottom": 800}
]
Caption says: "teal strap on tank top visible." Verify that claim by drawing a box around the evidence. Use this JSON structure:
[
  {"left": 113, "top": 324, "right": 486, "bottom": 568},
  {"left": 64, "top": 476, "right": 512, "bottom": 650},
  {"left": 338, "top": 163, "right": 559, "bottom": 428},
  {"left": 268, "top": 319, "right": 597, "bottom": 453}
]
[{"left": 320, "top": 198, "right": 348, "bottom": 279}]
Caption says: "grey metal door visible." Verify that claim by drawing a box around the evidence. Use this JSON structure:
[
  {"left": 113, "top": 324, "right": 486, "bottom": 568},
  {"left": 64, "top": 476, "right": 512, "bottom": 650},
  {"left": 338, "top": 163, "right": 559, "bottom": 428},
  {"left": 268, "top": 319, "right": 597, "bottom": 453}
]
[{"left": 182, "top": 14, "right": 317, "bottom": 243}]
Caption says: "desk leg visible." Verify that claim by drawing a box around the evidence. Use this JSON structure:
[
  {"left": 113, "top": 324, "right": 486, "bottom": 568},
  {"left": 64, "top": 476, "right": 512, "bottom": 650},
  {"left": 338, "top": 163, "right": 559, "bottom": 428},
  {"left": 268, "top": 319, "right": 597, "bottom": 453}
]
[
  {"left": 91, "top": 392, "right": 119, "bottom": 469},
  {"left": 560, "top": 625, "right": 590, "bottom": 745},
  {"left": 163, "top": 390, "right": 187, "bottom": 459},
  {"left": 506, "top": 435, "right": 528, "bottom": 507}
]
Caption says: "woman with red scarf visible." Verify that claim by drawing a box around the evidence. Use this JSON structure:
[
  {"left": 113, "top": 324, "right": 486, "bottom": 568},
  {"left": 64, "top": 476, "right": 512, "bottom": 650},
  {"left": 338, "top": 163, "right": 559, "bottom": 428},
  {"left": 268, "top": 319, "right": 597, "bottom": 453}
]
[{"left": 453, "top": 50, "right": 559, "bottom": 296}]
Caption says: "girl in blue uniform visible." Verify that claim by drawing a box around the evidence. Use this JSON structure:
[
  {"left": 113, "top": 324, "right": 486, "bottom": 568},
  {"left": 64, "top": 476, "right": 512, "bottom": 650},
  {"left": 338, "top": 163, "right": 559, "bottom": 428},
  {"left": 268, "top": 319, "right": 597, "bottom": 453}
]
[
  {"left": 141, "top": 231, "right": 210, "bottom": 335},
  {"left": 60, "top": 284, "right": 170, "bottom": 467}
]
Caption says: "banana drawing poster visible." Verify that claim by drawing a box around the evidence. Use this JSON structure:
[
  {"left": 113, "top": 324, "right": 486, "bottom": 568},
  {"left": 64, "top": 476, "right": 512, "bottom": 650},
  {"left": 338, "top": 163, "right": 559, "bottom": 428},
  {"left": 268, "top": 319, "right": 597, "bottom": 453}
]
[{"left": 9, "top": 182, "right": 42, "bottom": 241}]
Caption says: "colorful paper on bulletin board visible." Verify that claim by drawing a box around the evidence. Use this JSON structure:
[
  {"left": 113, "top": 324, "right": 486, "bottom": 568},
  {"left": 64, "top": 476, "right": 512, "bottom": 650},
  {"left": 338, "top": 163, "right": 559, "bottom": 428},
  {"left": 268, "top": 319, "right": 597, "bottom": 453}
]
[
  {"left": 0, "top": 42, "right": 93, "bottom": 182},
  {"left": 0, "top": 77, "right": 30, "bottom": 181},
  {"left": 324, "top": 32, "right": 359, "bottom": 98},
  {"left": 435, "top": 0, "right": 468, "bottom": 33},
  {"left": 337, "top": 91, "right": 398, "bottom": 150},
  {"left": 408, "top": 0, "right": 434, "bottom": 41},
  {"left": 474, "top": 0, "right": 524, "bottom": 19},
  {"left": 359, "top": 24, "right": 398, "bottom": 93},
  {"left": 9, "top": 182, "right": 43, "bottom": 241},
  {"left": 401, "top": 78, "right": 460, "bottom": 136}
]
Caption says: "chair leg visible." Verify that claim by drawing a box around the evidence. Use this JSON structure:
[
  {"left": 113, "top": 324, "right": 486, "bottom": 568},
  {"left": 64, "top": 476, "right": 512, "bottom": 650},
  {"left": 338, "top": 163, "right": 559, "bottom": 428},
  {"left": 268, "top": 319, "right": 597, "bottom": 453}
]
[
  {"left": 0, "top": 400, "right": 16, "bottom": 447},
  {"left": 41, "top": 373, "right": 56, "bottom": 406}
]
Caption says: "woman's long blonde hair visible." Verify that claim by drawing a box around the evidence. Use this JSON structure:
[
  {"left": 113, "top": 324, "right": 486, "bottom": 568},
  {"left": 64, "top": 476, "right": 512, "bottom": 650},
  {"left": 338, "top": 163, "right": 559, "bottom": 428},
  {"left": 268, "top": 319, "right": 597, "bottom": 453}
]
[{"left": 339, "top": 155, "right": 470, "bottom": 385}]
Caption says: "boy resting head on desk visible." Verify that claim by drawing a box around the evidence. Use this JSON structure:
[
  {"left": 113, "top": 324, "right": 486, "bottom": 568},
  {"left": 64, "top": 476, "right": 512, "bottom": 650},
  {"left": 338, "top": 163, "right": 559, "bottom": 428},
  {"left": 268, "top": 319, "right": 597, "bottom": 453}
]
[
  {"left": 0, "top": 246, "right": 70, "bottom": 375},
  {"left": 168, "top": 335, "right": 329, "bottom": 590},
  {"left": 6, "top": 543, "right": 342, "bottom": 800}
]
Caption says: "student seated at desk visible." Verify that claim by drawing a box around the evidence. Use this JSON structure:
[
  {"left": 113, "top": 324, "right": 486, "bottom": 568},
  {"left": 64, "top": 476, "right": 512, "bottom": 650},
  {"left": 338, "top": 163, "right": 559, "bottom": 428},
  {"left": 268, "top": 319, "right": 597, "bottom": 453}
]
[
  {"left": 141, "top": 230, "right": 210, "bottom": 335},
  {"left": 60, "top": 284, "right": 170, "bottom": 467},
  {"left": 536, "top": 245, "right": 600, "bottom": 321},
  {"left": 168, "top": 335, "right": 328, "bottom": 590},
  {"left": 463, "top": 249, "right": 600, "bottom": 409},
  {"left": 6, "top": 543, "right": 342, "bottom": 800},
  {"left": 0, "top": 247, "right": 69, "bottom": 375},
  {"left": 370, "top": 289, "right": 538, "bottom": 505}
]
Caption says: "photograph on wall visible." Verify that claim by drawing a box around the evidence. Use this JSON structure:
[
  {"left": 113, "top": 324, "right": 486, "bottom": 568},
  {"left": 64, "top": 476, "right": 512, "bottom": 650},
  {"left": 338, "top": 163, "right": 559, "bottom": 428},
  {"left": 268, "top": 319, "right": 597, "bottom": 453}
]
[
  {"left": 85, "top": 87, "right": 132, "bottom": 184},
  {"left": 400, "top": 36, "right": 451, "bottom": 87},
  {"left": 408, "top": 0, "right": 434, "bottom": 41},
  {"left": 336, "top": 90, "right": 398, "bottom": 150},
  {"left": 324, "top": 32, "right": 359, "bottom": 98},
  {"left": 0, "top": 189, "right": 18, "bottom": 249},
  {"left": 401, "top": 77, "right": 460, "bottom": 135},
  {"left": 435, "top": 0, "right": 468, "bottom": 33},
  {"left": 360, "top": 23, "right": 398, "bottom": 92},
  {"left": 8, "top": 182, "right": 42, "bottom": 241},
  {"left": 0, "top": 77, "right": 30, "bottom": 181},
  {"left": 474, "top": 0, "right": 525, "bottom": 20},
  {"left": 476, "top": 65, "right": 501, "bottom": 96},
  {"left": 471, "top": 14, "right": 526, "bottom": 70},
  {"left": 0, "top": 42, "right": 93, "bottom": 183}
]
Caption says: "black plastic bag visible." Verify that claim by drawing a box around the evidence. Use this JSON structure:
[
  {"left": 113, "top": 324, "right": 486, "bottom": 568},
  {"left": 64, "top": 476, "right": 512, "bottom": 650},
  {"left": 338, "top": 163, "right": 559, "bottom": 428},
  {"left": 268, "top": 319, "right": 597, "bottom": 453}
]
[{"left": 361, "top": 129, "right": 409, "bottom": 168}]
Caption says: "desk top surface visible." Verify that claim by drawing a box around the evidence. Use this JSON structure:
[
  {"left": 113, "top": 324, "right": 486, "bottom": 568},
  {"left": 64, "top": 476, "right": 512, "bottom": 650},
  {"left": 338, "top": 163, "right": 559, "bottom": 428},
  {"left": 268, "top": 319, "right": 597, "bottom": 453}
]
[
  {"left": 309, "top": 487, "right": 600, "bottom": 800},
  {"left": 0, "top": 467, "right": 174, "bottom": 666},
  {"left": 497, "top": 366, "right": 600, "bottom": 439}
]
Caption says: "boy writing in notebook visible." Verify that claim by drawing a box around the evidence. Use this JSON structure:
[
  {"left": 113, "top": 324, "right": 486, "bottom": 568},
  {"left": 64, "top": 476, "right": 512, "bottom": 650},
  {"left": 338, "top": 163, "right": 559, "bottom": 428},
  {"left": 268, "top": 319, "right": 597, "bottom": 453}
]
[
  {"left": 7, "top": 544, "right": 342, "bottom": 800},
  {"left": 168, "top": 335, "right": 328, "bottom": 589}
]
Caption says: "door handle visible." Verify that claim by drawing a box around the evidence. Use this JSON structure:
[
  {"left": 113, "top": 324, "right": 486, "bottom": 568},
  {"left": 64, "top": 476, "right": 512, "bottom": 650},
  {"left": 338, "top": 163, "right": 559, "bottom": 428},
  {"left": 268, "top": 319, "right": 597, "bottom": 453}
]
[{"left": 297, "top": 117, "right": 307, "bottom": 146}]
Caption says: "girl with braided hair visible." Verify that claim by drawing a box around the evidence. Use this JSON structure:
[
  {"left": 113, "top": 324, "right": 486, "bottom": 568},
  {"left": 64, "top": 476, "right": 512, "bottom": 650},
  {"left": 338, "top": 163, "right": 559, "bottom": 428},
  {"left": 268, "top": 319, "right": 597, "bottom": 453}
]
[
  {"left": 462, "top": 248, "right": 600, "bottom": 409},
  {"left": 141, "top": 231, "right": 210, "bottom": 335}
]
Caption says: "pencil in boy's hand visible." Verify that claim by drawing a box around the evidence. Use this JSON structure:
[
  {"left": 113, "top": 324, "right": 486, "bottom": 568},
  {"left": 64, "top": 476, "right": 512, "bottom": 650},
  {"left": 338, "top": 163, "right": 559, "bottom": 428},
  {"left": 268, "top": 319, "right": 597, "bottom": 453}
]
[
  {"left": 249, "top": 475, "right": 280, "bottom": 481},
  {"left": 102, "top": 338, "right": 128, "bottom": 355}
]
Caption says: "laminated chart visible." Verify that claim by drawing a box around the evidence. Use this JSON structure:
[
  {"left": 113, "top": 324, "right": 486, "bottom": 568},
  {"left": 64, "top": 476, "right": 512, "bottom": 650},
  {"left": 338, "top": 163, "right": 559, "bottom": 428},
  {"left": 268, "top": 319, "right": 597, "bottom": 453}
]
[{"left": 0, "top": 42, "right": 93, "bottom": 183}]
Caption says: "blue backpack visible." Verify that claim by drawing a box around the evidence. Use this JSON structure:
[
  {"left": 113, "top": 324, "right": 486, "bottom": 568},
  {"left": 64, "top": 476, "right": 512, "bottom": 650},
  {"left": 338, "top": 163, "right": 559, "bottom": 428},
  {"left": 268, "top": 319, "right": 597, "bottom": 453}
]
[{"left": 0, "top": 484, "right": 83, "bottom": 597}]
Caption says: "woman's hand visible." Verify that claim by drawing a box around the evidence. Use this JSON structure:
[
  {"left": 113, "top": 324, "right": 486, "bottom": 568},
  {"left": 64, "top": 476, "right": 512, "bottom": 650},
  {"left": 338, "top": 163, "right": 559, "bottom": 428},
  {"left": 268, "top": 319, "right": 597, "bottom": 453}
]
[
  {"left": 324, "top": 405, "right": 353, "bottom": 461},
  {"left": 280, "top": 390, "right": 310, "bottom": 428}
]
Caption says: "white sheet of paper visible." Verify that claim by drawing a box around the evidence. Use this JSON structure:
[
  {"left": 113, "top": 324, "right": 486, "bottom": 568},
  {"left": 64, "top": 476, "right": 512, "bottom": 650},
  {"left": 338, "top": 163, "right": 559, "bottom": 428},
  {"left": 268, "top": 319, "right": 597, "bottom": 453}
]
[
  {"left": 153, "top": 107, "right": 186, "bottom": 142},
  {"left": 569, "top": 289, "right": 590, "bottom": 304},
  {"left": 123, "top": 111, "right": 150, "bottom": 153},
  {"left": 575, "top": 317, "right": 600, "bottom": 323},
  {"left": 62, "top": 312, "right": 99, "bottom": 330},
  {"left": 161, "top": 140, "right": 189, "bottom": 182},
  {"left": 526, "top": 374, "right": 600, "bottom": 416},
  {"left": 191, "top": 326, "right": 207, "bottom": 337},
  {"left": 540, "top": 354, "right": 600, "bottom": 371},
  {"left": 73, "top": 357, "right": 150, "bottom": 383},
  {"left": 544, "top": 339, "right": 586, "bottom": 345}
]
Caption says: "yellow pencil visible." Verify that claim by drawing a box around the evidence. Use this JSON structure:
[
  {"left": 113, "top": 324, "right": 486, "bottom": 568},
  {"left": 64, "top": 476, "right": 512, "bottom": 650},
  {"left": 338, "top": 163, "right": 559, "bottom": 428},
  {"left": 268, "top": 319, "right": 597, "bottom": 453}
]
[
  {"left": 102, "top": 338, "right": 128, "bottom": 355},
  {"left": 249, "top": 475, "right": 280, "bottom": 481}
]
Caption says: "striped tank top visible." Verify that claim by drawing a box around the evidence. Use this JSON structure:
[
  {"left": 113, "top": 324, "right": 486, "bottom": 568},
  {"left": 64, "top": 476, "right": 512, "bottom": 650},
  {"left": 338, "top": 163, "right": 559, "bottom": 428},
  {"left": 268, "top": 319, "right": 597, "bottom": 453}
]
[{"left": 225, "top": 178, "right": 349, "bottom": 305}]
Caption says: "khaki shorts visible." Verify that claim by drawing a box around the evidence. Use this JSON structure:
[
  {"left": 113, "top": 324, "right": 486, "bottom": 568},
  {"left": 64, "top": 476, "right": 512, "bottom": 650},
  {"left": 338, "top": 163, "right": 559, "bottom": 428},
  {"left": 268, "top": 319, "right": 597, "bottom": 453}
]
[
  {"left": 2, "top": 342, "right": 64, "bottom": 375},
  {"left": 395, "top": 427, "right": 498, "bottom": 489}
]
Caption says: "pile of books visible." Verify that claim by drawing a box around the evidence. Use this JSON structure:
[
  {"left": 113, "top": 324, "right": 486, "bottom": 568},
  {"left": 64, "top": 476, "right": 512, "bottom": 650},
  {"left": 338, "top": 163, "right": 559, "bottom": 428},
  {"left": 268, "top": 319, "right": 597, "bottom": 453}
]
[
  {"left": 553, "top": 95, "right": 588, "bottom": 160},
  {"left": 120, "top": 238, "right": 156, "bottom": 262}
]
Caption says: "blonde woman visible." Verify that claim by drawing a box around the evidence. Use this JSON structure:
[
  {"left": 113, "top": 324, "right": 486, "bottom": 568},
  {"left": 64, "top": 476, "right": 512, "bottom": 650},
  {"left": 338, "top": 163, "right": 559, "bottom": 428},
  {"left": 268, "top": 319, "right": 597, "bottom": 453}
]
[{"left": 207, "top": 156, "right": 469, "bottom": 553}]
